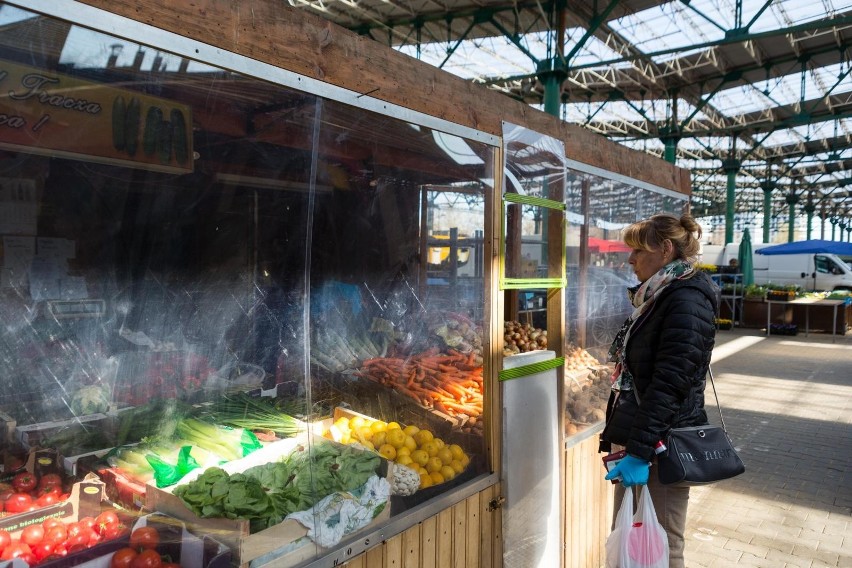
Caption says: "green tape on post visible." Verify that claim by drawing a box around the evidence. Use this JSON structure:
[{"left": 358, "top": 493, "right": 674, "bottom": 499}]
[{"left": 499, "top": 357, "right": 564, "bottom": 381}]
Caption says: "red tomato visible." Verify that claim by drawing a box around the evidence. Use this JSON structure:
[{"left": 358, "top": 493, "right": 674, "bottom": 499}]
[
  {"left": 130, "top": 549, "right": 162, "bottom": 568},
  {"left": 0, "top": 489, "right": 13, "bottom": 502},
  {"left": 4, "top": 493, "right": 33, "bottom": 513},
  {"left": 68, "top": 543, "right": 88, "bottom": 554},
  {"left": 111, "top": 548, "right": 139, "bottom": 568},
  {"left": 103, "top": 522, "right": 129, "bottom": 541},
  {"left": 11, "top": 472, "right": 37, "bottom": 493},
  {"left": 31, "top": 541, "right": 55, "bottom": 561},
  {"left": 38, "top": 474, "right": 63, "bottom": 492},
  {"left": 36, "top": 491, "right": 60, "bottom": 507},
  {"left": 42, "top": 518, "right": 64, "bottom": 530},
  {"left": 0, "top": 529, "right": 10, "bottom": 551},
  {"left": 21, "top": 524, "right": 45, "bottom": 545},
  {"left": 51, "top": 543, "right": 68, "bottom": 557},
  {"left": 0, "top": 542, "right": 33, "bottom": 561},
  {"left": 78, "top": 516, "right": 96, "bottom": 530},
  {"left": 44, "top": 525, "right": 68, "bottom": 545},
  {"left": 87, "top": 529, "right": 102, "bottom": 547},
  {"left": 95, "top": 510, "right": 121, "bottom": 536},
  {"left": 129, "top": 527, "right": 160, "bottom": 551},
  {"left": 65, "top": 531, "right": 88, "bottom": 548}
]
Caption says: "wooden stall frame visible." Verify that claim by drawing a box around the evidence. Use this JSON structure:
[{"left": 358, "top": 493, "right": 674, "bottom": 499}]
[{"left": 9, "top": 2, "right": 692, "bottom": 567}]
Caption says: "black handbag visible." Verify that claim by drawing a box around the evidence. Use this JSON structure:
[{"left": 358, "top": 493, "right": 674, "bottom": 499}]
[{"left": 657, "top": 367, "right": 746, "bottom": 486}]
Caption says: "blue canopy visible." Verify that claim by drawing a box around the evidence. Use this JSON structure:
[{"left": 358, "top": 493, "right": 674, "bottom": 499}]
[{"left": 755, "top": 239, "right": 852, "bottom": 256}]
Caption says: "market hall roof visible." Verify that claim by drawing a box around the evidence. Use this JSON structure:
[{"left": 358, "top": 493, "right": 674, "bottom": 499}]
[{"left": 282, "top": 0, "right": 852, "bottom": 220}]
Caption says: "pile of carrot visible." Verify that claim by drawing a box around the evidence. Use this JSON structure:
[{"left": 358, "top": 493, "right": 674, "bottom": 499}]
[{"left": 355, "top": 348, "right": 483, "bottom": 421}]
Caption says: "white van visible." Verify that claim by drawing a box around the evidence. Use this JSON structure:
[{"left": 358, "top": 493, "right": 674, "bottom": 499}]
[
  {"left": 753, "top": 252, "right": 852, "bottom": 291},
  {"left": 700, "top": 244, "right": 852, "bottom": 291}
]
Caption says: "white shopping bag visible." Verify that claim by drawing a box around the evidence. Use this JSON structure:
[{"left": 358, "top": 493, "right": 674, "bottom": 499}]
[{"left": 605, "top": 486, "right": 669, "bottom": 568}]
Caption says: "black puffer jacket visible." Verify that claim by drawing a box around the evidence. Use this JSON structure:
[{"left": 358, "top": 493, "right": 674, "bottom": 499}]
[{"left": 622, "top": 270, "right": 719, "bottom": 461}]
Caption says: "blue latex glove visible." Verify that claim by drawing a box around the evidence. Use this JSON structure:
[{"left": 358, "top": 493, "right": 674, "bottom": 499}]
[{"left": 605, "top": 454, "right": 650, "bottom": 487}]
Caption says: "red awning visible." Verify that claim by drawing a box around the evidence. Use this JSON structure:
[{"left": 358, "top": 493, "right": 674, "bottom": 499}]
[{"left": 588, "top": 237, "right": 632, "bottom": 253}]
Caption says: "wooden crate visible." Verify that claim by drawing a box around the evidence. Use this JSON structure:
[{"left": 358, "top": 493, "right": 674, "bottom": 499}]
[{"left": 146, "top": 436, "right": 390, "bottom": 567}]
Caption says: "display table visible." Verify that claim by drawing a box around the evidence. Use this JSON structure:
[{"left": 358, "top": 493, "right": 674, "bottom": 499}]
[{"left": 765, "top": 298, "right": 847, "bottom": 342}]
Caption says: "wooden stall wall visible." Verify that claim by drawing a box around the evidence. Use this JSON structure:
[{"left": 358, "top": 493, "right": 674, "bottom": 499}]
[
  {"left": 564, "top": 435, "right": 613, "bottom": 568},
  {"left": 343, "top": 484, "right": 502, "bottom": 568}
]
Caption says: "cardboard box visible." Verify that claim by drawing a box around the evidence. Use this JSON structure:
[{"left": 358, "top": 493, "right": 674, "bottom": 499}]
[
  {"left": 0, "top": 474, "right": 104, "bottom": 537},
  {"left": 0, "top": 513, "right": 230, "bottom": 568},
  {"left": 146, "top": 436, "right": 389, "bottom": 567},
  {"left": 98, "top": 466, "right": 148, "bottom": 510}
]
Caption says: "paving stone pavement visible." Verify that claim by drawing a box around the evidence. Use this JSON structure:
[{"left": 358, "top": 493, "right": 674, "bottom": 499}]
[{"left": 681, "top": 327, "right": 852, "bottom": 568}]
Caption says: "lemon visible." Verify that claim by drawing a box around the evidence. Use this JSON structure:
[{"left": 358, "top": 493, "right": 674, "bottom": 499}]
[
  {"left": 387, "top": 421, "right": 402, "bottom": 430},
  {"left": 421, "top": 441, "right": 439, "bottom": 457},
  {"left": 460, "top": 454, "right": 470, "bottom": 467},
  {"left": 396, "top": 446, "right": 411, "bottom": 457},
  {"left": 419, "top": 473, "right": 433, "bottom": 489},
  {"left": 372, "top": 431, "right": 387, "bottom": 448},
  {"left": 436, "top": 447, "right": 454, "bottom": 464},
  {"left": 386, "top": 428, "right": 406, "bottom": 449},
  {"left": 370, "top": 421, "right": 388, "bottom": 433},
  {"left": 429, "top": 471, "right": 445, "bottom": 485},
  {"left": 414, "top": 429, "right": 434, "bottom": 446},
  {"left": 403, "top": 435, "right": 417, "bottom": 452},
  {"left": 349, "top": 416, "right": 365, "bottom": 430},
  {"left": 450, "top": 459, "right": 464, "bottom": 474},
  {"left": 411, "top": 450, "right": 429, "bottom": 467},
  {"left": 397, "top": 455, "right": 413, "bottom": 466},
  {"left": 361, "top": 440, "right": 375, "bottom": 451},
  {"left": 357, "top": 427, "right": 374, "bottom": 442},
  {"left": 334, "top": 417, "right": 350, "bottom": 429},
  {"left": 426, "top": 457, "right": 443, "bottom": 473},
  {"left": 403, "top": 425, "right": 420, "bottom": 437},
  {"left": 440, "top": 465, "right": 456, "bottom": 481},
  {"left": 378, "top": 444, "right": 397, "bottom": 460},
  {"left": 449, "top": 444, "right": 465, "bottom": 461},
  {"left": 433, "top": 438, "right": 445, "bottom": 450}
]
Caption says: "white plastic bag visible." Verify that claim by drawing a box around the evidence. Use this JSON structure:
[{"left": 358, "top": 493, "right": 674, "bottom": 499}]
[{"left": 605, "top": 486, "right": 669, "bottom": 568}]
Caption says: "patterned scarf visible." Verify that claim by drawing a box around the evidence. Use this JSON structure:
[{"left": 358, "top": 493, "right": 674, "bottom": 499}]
[{"left": 607, "top": 258, "right": 694, "bottom": 390}]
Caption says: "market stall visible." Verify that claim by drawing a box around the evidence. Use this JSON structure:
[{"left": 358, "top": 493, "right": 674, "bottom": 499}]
[{"left": 0, "top": 1, "right": 691, "bottom": 567}]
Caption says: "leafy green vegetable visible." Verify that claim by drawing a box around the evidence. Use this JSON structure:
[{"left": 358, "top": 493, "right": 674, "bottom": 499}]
[{"left": 172, "top": 440, "right": 381, "bottom": 533}]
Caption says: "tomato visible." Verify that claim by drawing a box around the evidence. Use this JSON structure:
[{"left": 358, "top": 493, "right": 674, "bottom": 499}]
[
  {"left": 95, "top": 510, "right": 121, "bottom": 536},
  {"left": 36, "top": 491, "right": 60, "bottom": 507},
  {"left": 12, "top": 472, "right": 37, "bottom": 493},
  {"left": 21, "top": 524, "right": 45, "bottom": 545},
  {"left": 68, "top": 543, "right": 88, "bottom": 554},
  {"left": 0, "top": 529, "right": 10, "bottom": 551},
  {"left": 129, "top": 527, "right": 160, "bottom": 551},
  {"left": 78, "top": 516, "right": 96, "bottom": 531},
  {"left": 87, "top": 528, "right": 102, "bottom": 547},
  {"left": 0, "top": 542, "right": 32, "bottom": 561},
  {"left": 4, "top": 493, "right": 33, "bottom": 513},
  {"left": 51, "top": 543, "right": 68, "bottom": 557},
  {"left": 31, "top": 541, "right": 55, "bottom": 561},
  {"left": 111, "top": 547, "right": 139, "bottom": 568},
  {"left": 0, "top": 489, "right": 13, "bottom": 502},
  {"left": 44, "top": 525, "right": 68, "bottom": 545},
  {"left": 42, "top": 518, "right": 64, "bottom": 530},
  {"left": 65, "top": 531, "right": 88, "bottom": 548},
  {"left": 103, "top": 522, "right": 129, "bottom": 541},
  {"left": 38, "top": 474, "right": 62, "bottom": 492},
  {"left": 130, "top": 549, "right": 162, "bottom": 568}
]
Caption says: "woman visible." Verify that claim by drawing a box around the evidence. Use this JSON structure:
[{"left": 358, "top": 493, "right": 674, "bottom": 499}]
[{"left": 601, "top": 213, "right": 718, "bottom": 568}]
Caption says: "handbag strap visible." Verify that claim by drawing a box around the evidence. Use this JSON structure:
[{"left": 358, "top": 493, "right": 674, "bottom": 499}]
[
  {"left": 632, "top": 365, "right": 728, "bottom": 432},
  {"left": 707, "top": 365, "right": 728, "bottom": 433}
]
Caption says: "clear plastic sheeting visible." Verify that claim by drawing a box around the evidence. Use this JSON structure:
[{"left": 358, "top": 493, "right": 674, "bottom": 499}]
[{"left": 0, "top": 4, "right": 493, "bottom": 566}]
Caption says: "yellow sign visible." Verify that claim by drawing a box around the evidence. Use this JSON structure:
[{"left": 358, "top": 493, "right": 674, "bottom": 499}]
[{"left": 0, "top": 59, "right": 193, "bottom": 173}]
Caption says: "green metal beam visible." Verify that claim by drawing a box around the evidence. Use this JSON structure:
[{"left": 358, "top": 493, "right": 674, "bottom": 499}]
[{"left": 562, "top": 0, "right": 621, "bottom": 63}]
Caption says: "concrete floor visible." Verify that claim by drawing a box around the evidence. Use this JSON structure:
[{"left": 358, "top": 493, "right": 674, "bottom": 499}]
[{"left": 681, "top": 327, "right": 852, "bottom": 567}]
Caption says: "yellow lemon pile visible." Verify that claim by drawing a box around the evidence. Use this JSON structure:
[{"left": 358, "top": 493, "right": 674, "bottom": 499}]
[{"left": 324, "top": 414, "right": 470, "bottom": 489}]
